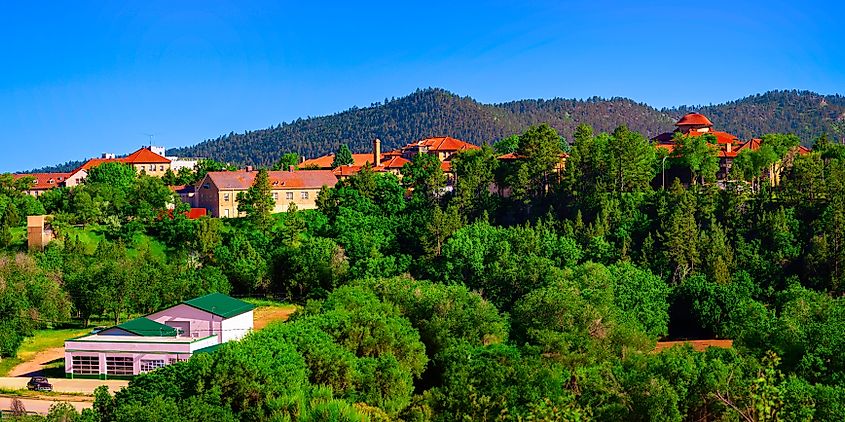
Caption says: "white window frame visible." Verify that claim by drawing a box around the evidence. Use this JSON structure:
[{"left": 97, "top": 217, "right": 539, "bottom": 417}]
[
  {"left": 106, "top": 356, "right": 134, "bottom": 375},
  {"left": 140, "top": 359, "right": 166, "bottom": 373},
  {"left": 72, "top": 355, "right": 99, "bottom": 375}
]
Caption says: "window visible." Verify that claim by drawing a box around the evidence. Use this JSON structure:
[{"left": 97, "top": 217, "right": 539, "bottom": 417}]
[
  {"left": 140, "top": 165, "right": 145, "bottom": 171},
  {"left": 168, "top": 357, "right": 187, "bottom": 365},
  {"left": 301, "top": 192, "right": 309, "bottom": 200},
  {"left": 106, "top": 356, "right": 134, "bottom": 375},
  {"left": 72, "top": 355, "right": 99, "bottom": 375},
  {"left": 224, "top": 193, "right": 230, "bottom": 201},
  {"left": 272, "top": 192, "right": 279, "bottom": 201},
  {"left": 286, "top": 192, "right": 293, "bottom": 200},
  {"left": 140, "top": 359, "right": 166, "bottom": 373},
  {"left": 159, "top": 165, "right": 165, "bottom": 171}
]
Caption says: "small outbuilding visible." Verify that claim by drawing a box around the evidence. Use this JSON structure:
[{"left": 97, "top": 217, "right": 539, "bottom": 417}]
[{"left": 64, "top": 293, "right": 254, "bottom": 379}]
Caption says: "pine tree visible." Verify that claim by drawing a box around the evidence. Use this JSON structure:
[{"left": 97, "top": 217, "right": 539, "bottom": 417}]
[
  {"left": 237, "top": 169, "right": 274, "bottom": 233},
  {"left": 332, "top": 145, "right": 354, "bottom": 167}
]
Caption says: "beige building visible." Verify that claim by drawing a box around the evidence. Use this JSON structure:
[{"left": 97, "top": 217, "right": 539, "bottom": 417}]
[
  {"left": 27, "top": 215, "right": 55, "bottom": 250},
  {"left": 14, "top": 168, "right": 87, "bottom": 196},
  {"left": 194, "top": 169, "right": 338, "bottom": 218},
  {"left": 77, "top": 147, "right": 172, "bottom": 177}
]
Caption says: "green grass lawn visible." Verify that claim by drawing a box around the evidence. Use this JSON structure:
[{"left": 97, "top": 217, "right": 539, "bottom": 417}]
[
  {"left": 242, "top": 297, "right": 296, "bottom": 308},
  {"left": 0, "top": 328, "right": 91, "bottom": 377}
]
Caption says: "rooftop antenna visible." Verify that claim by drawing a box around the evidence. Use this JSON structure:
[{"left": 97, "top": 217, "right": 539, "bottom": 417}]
[{"left": 143, "top": 133, "right": 155, "bottom": 147}]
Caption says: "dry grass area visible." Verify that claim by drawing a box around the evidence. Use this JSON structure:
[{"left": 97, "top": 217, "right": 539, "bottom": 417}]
[
  {"left": 654, "top": 339, "right": 734, "bottom": 353},
  {"left": 253, "top": 305, "right": 297, "bottom": 330}
]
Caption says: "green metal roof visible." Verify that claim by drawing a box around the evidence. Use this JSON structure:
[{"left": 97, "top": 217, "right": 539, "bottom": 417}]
[
  {"left": 115, "top": 317, "right": 178, "bottom": 337},
  {"left": 193, "top": 343, "right": 224, "bottom": 354},
  {"left": 183, "top": 293, "right": 255, "bottom": 318}
]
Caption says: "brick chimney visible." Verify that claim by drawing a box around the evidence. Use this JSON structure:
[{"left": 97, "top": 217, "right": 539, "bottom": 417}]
[
  {"left": 289, "top": 165, "right": 295, "bottom": 172},
  {"left": 373, "top": 138, "right": 381, "bottom": 167}
]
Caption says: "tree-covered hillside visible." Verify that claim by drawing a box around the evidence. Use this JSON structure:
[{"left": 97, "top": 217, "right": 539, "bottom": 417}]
[
  {"left": 168, "top": 88, "right": 845, "bottom": 167},
  {"left": 672, "top": 90, "right": 845, "bottom": 141},
  {"left": 25, "top": 89, "right": 845, "bottom": 172}
]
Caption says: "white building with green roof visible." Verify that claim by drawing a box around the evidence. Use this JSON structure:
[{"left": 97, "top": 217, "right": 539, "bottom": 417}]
[{"left": 64, "top": 293, "right": 254, "bottom": 379}]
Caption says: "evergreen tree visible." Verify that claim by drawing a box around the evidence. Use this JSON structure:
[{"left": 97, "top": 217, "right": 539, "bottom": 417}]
[
  {"left": 332, "top": 145, "right": 355, "bottom": 167},
  {"left": 272, "top": 152, "right": 300, "bottom": 171},
  {"left": 237, "top": 169, "right": 274, "bottom": 233}
]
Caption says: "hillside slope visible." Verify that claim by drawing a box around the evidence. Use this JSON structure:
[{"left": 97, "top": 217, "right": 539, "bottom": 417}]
[
  {"left": 27, "top": 88, "right": 845, "bottom": 172},
  {"left": 167, "top": 89, "right": 675, "bottom": 167},
  {"left": 170, "top": 88, "right": 845, "bottom": 167}
]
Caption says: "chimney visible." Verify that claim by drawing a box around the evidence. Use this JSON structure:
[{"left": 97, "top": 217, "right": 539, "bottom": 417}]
[
  {"left": 373, "top": 138, "right": 381, "bottom": 167},
  {"left": 288, "top": 165, "right": 295, "bottom": 172},
  {"left": 245, "top": 165, "right": 254, "bottom": 172}
]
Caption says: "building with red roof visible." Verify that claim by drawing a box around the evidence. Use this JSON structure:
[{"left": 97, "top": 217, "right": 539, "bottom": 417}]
[
  {"left": 194, "top": 168, "right": 338, "bottom": 218},
  {"left": 302, "top": 137, "right": 477, "bottom": 180},
  {"left": 13, "top": 168, "right": 88, "bottom": 196},
  {"left": 76, "top": 147, "right": 171, "bottom": 177},
  {"left": 654, "top": 113, "right": 811, "bottom": 184}
]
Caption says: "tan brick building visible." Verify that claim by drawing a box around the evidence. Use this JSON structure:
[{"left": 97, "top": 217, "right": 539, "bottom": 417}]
[{"left": 194, "top": 169, "right": 338, "bottom": 218}]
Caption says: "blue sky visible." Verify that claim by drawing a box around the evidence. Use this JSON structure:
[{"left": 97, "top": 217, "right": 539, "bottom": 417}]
[{"left": 1, "top": 0, "right": 843, "bottom": 172}]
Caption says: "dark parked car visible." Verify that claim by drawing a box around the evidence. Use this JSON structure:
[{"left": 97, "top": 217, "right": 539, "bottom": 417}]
[{"left": 26, "top": 376, "right": 53, "bottom": 392}]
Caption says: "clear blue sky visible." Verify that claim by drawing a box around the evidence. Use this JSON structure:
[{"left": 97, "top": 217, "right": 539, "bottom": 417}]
[{"left": 1, "top": 0, "right": 843, "bottom": 172}]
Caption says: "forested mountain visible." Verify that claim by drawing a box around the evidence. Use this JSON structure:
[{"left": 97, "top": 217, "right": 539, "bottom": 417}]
[
  {"left": 673, "top": 90, "right": 845, "bottom": 141},
  {"left": 23, "top": 88, "right": 845, "bottom": 172},
  {"left": 169, "top": 88, "right": 845, "bottom": 167}
]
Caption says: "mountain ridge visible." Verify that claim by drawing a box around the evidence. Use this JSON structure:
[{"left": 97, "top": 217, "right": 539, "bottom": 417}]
[{"left": 26, "top": 88, "right": 845, "bottom": 172}]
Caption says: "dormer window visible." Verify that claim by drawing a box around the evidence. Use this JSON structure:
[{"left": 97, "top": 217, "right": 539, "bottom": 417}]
[{"left": 48, "top": 179, "right": 54, "bottom": 184}]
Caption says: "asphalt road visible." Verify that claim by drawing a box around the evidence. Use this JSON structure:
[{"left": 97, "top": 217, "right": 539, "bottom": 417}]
[{"left": 0, "top": 396, "right": 91, "bottom": 415}]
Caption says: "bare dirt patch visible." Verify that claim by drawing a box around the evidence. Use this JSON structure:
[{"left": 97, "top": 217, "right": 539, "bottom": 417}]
[
  {"left": 253, "top": 306, "right": 297, "bottom": 330},
  {"left": 654, "top": 339, "right": 733, "bottom": 353},
  {"left": 9, "top": 348, "right": 65, "bottom": 378}
]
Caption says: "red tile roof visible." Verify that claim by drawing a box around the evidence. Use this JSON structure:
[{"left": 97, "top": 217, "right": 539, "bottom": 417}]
[
  {"left": 186, "top": 208, "right": 207, "bottom": 219},
  {"left": 331, "top": 157, "right": 411, "bottom": 177},
  {"left": 687, "top": 130, "right": 739, "bottom": 145},
  {"left": 163, "top": 208, "right": 208, "bottom": 220},
  {"left": 675, "top": 113, "right": 713, "bottom": 127},
  {"left": 76, "top": 147, "right": 170, "bottom": 172},
  {"left": 404, "top": 136, "right": 480, "bottom": 152},
  {"left": 380, "top": 156, "right": 410, "bottom": 169},
  {"left": 122, "top": 148, "right": 171, "bottom": 164},
  {"left": 301, "top": 153, "right": 375, "bottom": 169},
  {"left": 14, "top": 173, "right": 71, "bottom": 190},
  {"left": 332, "top": 166, "right": 365, "bottom": 177},
  {"left": 205, "top": 170, "right": 338, "bottom": 190}
]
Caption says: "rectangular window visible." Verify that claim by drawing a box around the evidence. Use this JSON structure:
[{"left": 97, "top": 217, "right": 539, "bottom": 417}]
[
  {"left": 106, "top": 356, "right": 134, "bottom": 375},
  {"left": 140, "top": 359, "right": 166, "bottom": 373},
  {"left": 224, "top": 193, "right": 230, "bottom": 201},
  {"left": 140, "top": 165, "right": 145, "bottom": 171},
  {"left": 168, "top": 357, "right": 187, "bottom": 365},
  {"left": 160, "top": 165, "right": 165, "bottom": 171},
  {"left": 272, "top": 192, "right": 279, "bottom": 201},
  {"left": 72, "top": 355, "right": 99, "bottom": 375},
  {"left": 301, "top": 192, "right": 309, "bottom": 199},
  {"left": 286, "top": 192, "right": 293, "bottom": 200}
]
